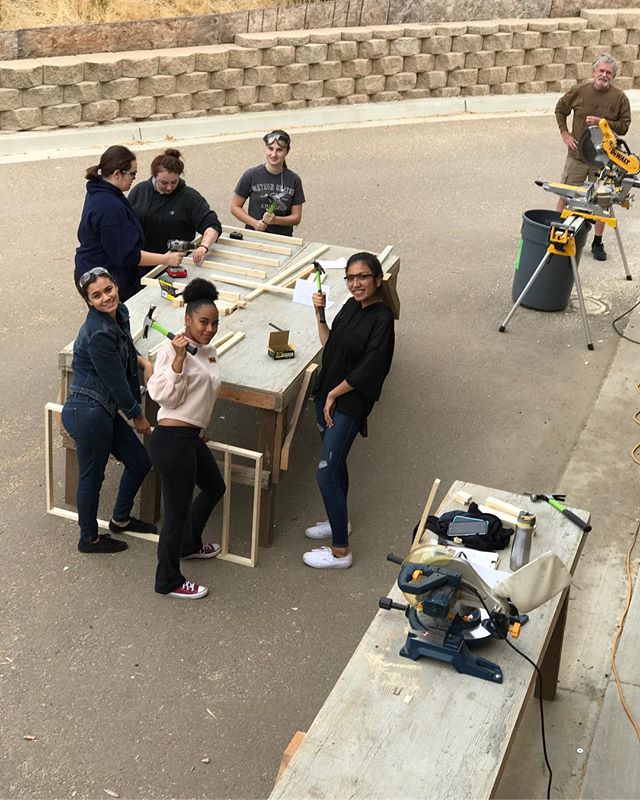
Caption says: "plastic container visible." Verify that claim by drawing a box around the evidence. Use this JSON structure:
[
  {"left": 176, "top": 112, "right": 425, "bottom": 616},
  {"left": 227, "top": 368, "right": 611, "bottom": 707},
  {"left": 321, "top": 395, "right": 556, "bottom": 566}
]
[{"left": 512, "top": 210, "right": 589, "bottom": 311}]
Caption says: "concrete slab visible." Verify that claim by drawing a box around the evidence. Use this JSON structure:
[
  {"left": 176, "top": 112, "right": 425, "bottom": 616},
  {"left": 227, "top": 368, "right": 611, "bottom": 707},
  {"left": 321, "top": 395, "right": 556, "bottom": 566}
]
[
  {"left": 2, "top": 108, "right": 640, "bottom": 799},
  {"left": 581, "top": 682, "right": 640, "bottom": 799}
]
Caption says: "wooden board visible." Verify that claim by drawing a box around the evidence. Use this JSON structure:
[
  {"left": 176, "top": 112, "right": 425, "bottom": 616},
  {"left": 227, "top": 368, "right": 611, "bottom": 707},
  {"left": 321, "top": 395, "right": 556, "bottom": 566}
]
[
  {"left": 209, "top": 245, "right": 280, "bottom": 267},
  {"left": 270, "top": 480, "right": 588, "bottom": 800},
  {"left": 218, "top": 235, "right": 294, "bottom": 256},
  {"left": 221, "top": 224, "right": 304, "bottom": 247}
]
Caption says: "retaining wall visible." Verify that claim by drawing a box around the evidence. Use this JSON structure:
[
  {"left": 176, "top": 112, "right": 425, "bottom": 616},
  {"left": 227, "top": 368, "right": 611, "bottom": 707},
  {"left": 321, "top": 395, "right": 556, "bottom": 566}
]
[
  {"left": 1, "top": 8, "right": 639, "bottom": 132},
  {"left": 0, "top": 0, "right": 636, "bottom": 61}
]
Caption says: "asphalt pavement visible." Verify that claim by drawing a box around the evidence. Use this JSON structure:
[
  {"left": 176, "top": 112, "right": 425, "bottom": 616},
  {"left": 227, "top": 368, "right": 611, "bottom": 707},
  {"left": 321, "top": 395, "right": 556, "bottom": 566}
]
[{"left": 1, "top": 107, "right": 639, "bottom": 799}]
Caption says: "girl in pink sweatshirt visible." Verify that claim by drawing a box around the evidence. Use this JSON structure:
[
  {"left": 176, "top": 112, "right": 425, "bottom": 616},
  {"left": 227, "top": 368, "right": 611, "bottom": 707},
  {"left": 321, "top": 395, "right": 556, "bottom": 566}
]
[{"left": 147, "top": 278, "right": 225, "bottom": 599}]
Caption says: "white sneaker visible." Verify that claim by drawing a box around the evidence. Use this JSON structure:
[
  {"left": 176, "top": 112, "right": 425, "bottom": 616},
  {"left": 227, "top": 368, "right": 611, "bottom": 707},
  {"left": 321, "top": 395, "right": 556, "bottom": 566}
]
[
  {"left": 303, "top": 546, "right": 353, "bottom": 569},
  {"left": 304, "top": 520, "right": 352, "bottom": 539}
]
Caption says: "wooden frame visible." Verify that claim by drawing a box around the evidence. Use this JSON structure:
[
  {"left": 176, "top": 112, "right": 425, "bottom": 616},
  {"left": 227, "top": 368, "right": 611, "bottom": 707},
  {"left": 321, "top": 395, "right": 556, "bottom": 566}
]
[
  {"left": 45, "top": 402, "right": 263, "bottom": 568},
  {"left": 44, "top": 402, "right": 159, "bottom": 543},
  {"left": 211, "top": 441, "right": 263, "bottom": 568},
  {"left": 221, "top": 224, "right": 304, "bottom": 247},
  {"left": 208, "top": 246, "right": 280, "bottom": 268},
  {"left": 218, "top": 236, "right": 294, "bottom": 257}
]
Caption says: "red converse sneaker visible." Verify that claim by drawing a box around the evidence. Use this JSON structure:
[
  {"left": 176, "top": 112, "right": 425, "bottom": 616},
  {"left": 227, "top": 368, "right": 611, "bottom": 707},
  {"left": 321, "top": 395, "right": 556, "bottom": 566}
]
[
  {"left": 182, "top": 543, "right": 221, "bottom": 560},
  {"left": 167, "top": 580, "right": 208, "bottom": 599}
]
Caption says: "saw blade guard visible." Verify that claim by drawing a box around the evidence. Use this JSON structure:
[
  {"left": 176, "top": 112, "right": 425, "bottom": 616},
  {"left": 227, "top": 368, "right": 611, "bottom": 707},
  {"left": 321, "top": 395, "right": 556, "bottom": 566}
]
[{"left": 401, "top": 543, "right": 511, "bottom": 618}]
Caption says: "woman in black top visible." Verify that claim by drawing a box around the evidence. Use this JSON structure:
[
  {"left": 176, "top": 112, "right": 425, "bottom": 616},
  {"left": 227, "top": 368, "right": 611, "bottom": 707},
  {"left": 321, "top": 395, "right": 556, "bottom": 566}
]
[
  {"left": 303, "top": 252, "right": 395, "bottom": 570},
  {"left": 129, "top": 148, "right": 222, "bottom": 269}
]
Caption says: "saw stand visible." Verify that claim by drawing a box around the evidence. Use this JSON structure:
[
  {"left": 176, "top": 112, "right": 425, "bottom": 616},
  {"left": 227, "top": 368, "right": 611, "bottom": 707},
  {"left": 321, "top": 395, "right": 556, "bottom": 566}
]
[{"left": 499, "top": 210, "right": 633, "bottom": 351}]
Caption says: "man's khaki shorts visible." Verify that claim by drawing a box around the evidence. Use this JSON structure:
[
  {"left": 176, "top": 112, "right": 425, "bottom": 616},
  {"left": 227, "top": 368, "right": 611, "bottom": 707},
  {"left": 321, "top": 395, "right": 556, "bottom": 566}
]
[{"left": 560, "top": 153, "right": 600, "bottom": 186}]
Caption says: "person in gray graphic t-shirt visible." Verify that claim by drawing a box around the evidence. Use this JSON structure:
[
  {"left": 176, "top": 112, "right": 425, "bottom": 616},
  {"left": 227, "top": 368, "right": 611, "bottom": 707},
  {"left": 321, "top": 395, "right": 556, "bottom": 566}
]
[{"left": 230, "top": 129, "right": 305, "bottom": 237}]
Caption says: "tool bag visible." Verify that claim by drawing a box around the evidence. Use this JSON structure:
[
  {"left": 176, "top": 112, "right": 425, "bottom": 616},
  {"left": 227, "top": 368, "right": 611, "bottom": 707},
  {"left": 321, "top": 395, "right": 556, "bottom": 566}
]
[{"left": 415, "top": 503, "right": 514, "bottom": 551}]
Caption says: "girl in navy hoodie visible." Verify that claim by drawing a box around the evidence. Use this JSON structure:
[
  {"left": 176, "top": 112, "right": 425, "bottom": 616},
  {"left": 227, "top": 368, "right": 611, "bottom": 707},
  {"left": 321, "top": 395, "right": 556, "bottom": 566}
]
[{"left": 75, "top": 145, "right": 185, "bottom": 302}]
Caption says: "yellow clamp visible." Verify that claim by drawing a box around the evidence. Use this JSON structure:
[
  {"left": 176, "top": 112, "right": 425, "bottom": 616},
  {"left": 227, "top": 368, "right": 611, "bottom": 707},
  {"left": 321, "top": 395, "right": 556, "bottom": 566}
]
[{"left": 548, "top": 224, "right": 576, "bottom": 257}]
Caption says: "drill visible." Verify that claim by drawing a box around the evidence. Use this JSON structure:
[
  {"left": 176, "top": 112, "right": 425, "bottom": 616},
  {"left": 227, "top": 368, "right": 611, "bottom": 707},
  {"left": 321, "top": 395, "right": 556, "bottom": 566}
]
[{"left": 166, "top": 239, "right": 197, "bottom": 279}]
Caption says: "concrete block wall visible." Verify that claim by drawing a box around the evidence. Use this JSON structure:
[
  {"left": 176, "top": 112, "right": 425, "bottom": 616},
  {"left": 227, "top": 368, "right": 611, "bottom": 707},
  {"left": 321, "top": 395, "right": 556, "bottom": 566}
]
[{"left": 1, "top": 8, "right": 639, "bottom": 132}]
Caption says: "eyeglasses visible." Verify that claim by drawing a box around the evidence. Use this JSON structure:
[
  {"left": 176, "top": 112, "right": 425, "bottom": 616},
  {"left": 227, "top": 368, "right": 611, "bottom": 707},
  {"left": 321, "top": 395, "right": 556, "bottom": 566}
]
[
  {"left": 78, "top": 267, "right": 110, "bottom": 288},
  {"left": 121, "top": 170, "right": 137, "bottom": 178},
  {"left": 264, "top": 131, "right": 290, "bottom": 146},
  {"left": 344, "top": 273, "right": 375, "bottom": 285}
]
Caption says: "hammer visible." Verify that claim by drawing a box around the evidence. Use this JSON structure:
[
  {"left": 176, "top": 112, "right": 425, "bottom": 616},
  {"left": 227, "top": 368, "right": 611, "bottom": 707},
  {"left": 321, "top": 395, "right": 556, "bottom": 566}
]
[
  {"left": 313, "top": 260, "right": 326, "bottom": 324},
  {"left": 529, "top": 493, "right": 592, "bottom": 533},
  {"left": 265, "top": 193, "right": 278, "bottom": 215},
  {"left": 143, "top": 305, "right": 197, "bottom": 356}
]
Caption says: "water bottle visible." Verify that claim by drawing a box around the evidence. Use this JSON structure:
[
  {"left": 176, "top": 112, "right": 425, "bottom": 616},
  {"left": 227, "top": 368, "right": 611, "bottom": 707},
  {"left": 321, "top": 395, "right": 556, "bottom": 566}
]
[{"left": 510, "top": 511, "right": 536, "bottom": 571}]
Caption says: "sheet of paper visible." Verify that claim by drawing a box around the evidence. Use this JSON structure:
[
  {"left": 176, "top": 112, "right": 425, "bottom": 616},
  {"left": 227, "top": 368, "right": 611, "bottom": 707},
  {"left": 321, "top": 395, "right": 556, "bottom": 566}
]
[
  {"left": 429, "top": 539, "right": 500, "bottom": 570},
  {"left": 318, "top": 257, "right": 347, "bottom": 270},
  {"left": 292, "top": 277, "right": 333, "bottom": 308}
]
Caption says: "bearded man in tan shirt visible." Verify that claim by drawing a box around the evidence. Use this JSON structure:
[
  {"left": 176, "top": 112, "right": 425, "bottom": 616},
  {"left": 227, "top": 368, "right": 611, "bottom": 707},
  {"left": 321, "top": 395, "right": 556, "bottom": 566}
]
[{"left": 555, "top": 53, "right": 631, "bottom": 261}]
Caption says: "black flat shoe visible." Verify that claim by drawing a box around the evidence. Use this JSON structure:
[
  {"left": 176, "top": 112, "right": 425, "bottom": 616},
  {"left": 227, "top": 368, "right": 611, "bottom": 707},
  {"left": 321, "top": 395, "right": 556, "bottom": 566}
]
[
  {"left": 109, "top": 516, "right": 157, "bottom": 534},
  {"left": 78, "top": 534, "right": 128, "bottom": 553}
]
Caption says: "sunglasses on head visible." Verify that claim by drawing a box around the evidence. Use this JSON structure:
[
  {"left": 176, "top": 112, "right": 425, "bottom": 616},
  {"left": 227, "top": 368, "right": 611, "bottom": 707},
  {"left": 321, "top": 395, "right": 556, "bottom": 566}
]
[
  {"left": 78, "top": 266, "right": 111, "bottom": 289},
  {"left": 264, "top": 130, "right": 290, "bottom": 146}
]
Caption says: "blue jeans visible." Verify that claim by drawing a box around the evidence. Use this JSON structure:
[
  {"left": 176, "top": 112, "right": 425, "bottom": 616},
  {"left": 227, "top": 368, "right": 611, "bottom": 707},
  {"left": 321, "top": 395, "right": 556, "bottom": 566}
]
[
  {"left": 314, "top": 398, "right": 363, "bottom": 549},
  {"left": 61, "top": 393, "right": 151, "bottom": 545}
]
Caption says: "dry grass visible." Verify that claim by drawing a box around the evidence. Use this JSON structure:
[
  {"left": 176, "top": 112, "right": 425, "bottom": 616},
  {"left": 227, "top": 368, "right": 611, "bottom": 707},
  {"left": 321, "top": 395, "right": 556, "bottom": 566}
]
[{"left": 0, "top": 0, "right": 304, "bottom": 30}]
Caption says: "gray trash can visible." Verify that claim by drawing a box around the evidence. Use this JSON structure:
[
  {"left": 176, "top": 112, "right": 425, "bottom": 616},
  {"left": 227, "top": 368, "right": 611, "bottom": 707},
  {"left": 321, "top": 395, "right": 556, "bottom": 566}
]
[{"left": 512, "top": 210, "right": 589, "bottom": 311}]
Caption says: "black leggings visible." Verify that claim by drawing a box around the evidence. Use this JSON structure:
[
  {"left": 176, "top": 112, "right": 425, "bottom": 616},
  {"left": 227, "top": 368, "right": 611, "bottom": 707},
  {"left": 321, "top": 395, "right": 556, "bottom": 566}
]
[{"left": 149, "top": 426, "right": 226, "bottom": 594}]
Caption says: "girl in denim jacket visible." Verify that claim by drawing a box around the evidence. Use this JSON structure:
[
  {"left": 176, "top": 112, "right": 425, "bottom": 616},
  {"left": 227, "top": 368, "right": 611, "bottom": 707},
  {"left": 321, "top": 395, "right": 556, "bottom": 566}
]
[{"left": 62, "top": 267, "right": 156, "bottom": 553}]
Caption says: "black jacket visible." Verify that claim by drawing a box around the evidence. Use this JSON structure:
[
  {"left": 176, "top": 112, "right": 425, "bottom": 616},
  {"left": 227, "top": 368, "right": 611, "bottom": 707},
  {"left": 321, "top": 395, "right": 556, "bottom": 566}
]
[
  {"left": 75, "top": 179, "right": 145, "bottom": 302},
  {"left": 128, "top": 178, "right": 222, "bottom": 254}
]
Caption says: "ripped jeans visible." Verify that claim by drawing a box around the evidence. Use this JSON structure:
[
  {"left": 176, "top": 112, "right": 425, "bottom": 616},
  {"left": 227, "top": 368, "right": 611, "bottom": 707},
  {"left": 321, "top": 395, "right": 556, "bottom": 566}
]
[{"left": 314, "top": 397, "right": 364, "bottom": 548}]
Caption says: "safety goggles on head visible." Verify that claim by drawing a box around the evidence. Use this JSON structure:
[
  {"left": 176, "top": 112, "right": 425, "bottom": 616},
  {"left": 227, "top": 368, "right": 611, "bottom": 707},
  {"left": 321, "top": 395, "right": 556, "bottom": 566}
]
[
  {"left": 264, "top": 130, "right": 290, "bottom": 147},
  {"left": 78, "top": 266, "right": 111, "bottom": 289}
]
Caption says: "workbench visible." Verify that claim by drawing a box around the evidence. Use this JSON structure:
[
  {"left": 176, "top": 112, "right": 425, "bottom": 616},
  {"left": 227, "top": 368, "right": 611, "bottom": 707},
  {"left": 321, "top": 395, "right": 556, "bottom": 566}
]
[
  {"left": 58, "top": 229, "right": 400, "bottom": 546},
  {"left": 270, "top": 480, "right": 589, "bottom": 799}
]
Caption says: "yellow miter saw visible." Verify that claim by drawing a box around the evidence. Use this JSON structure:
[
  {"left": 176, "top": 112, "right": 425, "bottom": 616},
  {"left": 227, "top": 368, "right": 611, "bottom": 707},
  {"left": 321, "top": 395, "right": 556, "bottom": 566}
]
[
  {"left": 538, "top": 118, "right": 640, "bottom": 224},
  {"left": 499, "top": 119, "right": 639, "bottom": 349},
  {"left": 380, "top": 544, "right": 571, "bottom": 684}
]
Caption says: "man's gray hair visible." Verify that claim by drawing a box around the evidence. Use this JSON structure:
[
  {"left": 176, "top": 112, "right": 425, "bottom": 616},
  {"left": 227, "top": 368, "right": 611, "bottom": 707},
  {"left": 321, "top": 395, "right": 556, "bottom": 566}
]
[{"left": 593, "top": 53, "right": 618, "bottom": 75}]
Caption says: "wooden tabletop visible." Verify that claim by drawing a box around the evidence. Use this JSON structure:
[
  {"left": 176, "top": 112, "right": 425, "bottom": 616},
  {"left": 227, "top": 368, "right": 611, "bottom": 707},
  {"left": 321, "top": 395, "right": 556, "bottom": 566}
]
[
  {"left": 61, "top": 240, "right": 399, "bottom": 412},
  {"left": 270, "top": 480, "right": 589, "bottom": 800}
]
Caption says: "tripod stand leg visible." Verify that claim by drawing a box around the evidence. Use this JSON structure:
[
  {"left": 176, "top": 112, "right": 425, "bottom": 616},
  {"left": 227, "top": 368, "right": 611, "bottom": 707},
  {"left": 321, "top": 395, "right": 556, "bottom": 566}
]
[
  {"left": 571, "top": 255, "right": 594, "bottom": 350},
  {"left": 613, "top": 223, "right": 633, "bottom": 281},
  {"left": 499, "top": 252, "right": 552, "bottom": 332}
]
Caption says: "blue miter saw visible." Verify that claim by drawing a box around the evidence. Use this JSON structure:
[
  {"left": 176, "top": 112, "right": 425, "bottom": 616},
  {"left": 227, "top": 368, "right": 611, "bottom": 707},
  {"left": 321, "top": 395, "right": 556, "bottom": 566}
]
[{"left": 379, "top": 544, "right": 527, "bottom": 684}]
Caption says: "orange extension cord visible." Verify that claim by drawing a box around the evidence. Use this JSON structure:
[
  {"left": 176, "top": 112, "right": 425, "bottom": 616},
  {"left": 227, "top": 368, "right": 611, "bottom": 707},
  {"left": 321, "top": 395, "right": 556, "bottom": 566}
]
[
  {"left": 610, "top": 517, "right": 640, "bottom": 741},
  {"left": 611, "top": 389, "right": 640, "bottom": 742}
]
